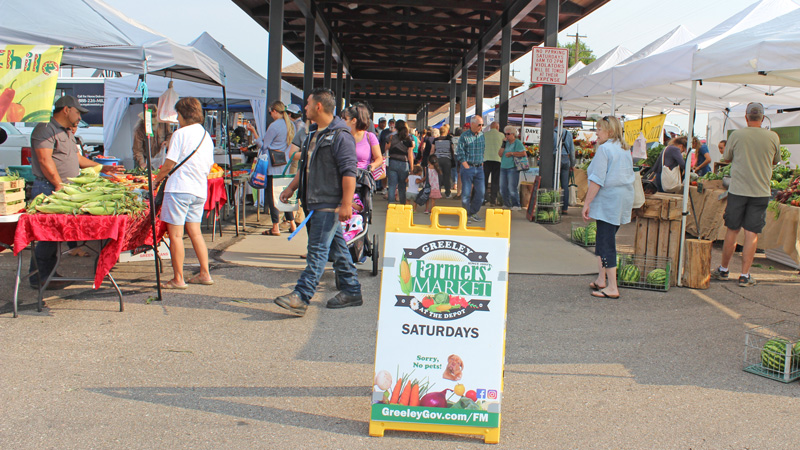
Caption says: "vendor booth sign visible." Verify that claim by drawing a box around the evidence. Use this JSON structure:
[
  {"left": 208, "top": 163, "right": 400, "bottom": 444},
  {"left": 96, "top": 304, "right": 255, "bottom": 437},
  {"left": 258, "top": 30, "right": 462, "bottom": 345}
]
[
  {"left": 369, "top": 205, "right": 510, "bottom": 444},
  {"left": 0, "top": 45, "right": 63, "bottom": 123},
  {"left": 623, "top": 114, "right": 666, "bottom": 147}
]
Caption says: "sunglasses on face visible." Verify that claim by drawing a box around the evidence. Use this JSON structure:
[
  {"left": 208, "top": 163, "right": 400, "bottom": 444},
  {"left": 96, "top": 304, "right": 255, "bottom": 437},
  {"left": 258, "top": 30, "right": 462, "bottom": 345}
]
[{"left": 505, "top": 132, "right": 514, "bottom": 135}]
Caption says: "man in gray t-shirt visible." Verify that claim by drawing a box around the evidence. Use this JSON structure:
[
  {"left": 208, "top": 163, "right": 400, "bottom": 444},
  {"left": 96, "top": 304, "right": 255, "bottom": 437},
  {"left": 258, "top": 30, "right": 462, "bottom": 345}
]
[
  {"left": 711, "top": 102, "right": 780, "bottom": 287},
  {"left": 28, "top": 96, "right": 118, "bottom": 288}
]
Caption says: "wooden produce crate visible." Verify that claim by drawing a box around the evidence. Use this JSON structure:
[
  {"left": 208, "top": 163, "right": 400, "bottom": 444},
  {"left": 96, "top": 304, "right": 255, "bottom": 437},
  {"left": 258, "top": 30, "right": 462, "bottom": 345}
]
[
  {"left": 633, "top": 193, "right": 683, "bottom": 286},
  {"left": 0, "top": 178, "right": 25, "bottom": 192},
  {"left": 0, "top": 200, "right": 25, "bottom": 215},
  {"left": 0, "top": 188, "right": 25, "bottom": 203}
]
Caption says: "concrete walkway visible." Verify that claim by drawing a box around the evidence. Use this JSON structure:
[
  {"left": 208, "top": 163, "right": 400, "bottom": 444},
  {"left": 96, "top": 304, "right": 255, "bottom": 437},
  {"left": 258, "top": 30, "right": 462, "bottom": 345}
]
[{"left": 222, "top": 196, "right": 597, "bottom": 275}]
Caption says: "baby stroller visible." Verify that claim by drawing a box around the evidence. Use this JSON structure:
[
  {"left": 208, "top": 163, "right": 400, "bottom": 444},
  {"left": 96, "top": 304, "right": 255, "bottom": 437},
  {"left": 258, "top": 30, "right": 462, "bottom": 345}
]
[{"left": 334, "top": 168, "right": 380, "bottom": 289}]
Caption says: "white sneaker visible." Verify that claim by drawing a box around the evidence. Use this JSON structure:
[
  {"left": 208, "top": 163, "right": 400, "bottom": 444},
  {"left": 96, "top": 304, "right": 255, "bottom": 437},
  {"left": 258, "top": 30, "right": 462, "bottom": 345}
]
[{"left": 511, "top": 206, "right": 522, "bottom": 211}]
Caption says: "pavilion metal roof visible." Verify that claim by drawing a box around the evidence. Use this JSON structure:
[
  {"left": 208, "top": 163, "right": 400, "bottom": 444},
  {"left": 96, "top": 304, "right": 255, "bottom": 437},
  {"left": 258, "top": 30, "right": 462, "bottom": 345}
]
[{"left": 232, "top": 0, "right": 610, "bottom": 113}]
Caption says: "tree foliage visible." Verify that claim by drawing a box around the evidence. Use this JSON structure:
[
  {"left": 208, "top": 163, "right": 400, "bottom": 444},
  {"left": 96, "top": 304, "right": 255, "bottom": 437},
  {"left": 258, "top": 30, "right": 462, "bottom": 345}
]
[{"left": 559, "top": 40, "right": 596, "bottom": 66}]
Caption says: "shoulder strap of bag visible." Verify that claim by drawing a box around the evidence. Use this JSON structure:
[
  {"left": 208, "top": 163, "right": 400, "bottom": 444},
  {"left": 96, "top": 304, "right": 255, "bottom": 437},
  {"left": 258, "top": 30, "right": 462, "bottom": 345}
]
[
  {"left": 168, "top": 132, "right": 206, "bottom": 176},
  {"left": 280, "top": 151, "right": 297, "bottom": 176}
]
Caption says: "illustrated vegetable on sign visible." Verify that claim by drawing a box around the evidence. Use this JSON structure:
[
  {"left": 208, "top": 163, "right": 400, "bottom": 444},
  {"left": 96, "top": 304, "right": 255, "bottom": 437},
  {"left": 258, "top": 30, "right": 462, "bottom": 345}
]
[
  {"left": 0, "top": 80, "right": 16, "bottom": 121},
  {"left": 399, "top": 254, "right": 413, "bottom": 295},
  {"left": 4, "top": 92, "right": 30, "bottom": 122}
]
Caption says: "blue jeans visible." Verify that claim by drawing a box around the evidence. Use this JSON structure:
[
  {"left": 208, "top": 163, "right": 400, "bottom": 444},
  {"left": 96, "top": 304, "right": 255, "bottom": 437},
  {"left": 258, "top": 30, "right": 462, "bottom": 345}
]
[
  {"left": 29, "top": 179, "right": 57, "bottom": 282},
  {"left": 460, "top": 165, "right": 485, "bottom": 216},
  {"left": 294, "top": 210, "right": 361, "bottom": 303},
  {"left": 560, "top": 161, "right": 571, "bottom": 212},
  {"left": 499, "top": 168, "right": 521, "bottom": 207},
  {"left": 387, "top": 159, "right": 409, "bottom": 204}
]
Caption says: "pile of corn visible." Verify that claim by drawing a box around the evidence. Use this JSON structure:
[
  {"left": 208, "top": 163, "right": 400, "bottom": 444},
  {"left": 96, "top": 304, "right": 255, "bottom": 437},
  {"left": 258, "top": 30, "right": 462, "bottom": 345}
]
[{"left": 27, "top": 167, "right": 147, "bottom": 216}]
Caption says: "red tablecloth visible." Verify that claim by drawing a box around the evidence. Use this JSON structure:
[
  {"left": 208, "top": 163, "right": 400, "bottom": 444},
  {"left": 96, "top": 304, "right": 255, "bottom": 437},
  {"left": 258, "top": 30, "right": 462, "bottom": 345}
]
[
  {"left": 204, "top": 177, "right": 228, "bottom": 216},
  {"left": 0, "top": 221, "right": 16, "bottom": 252},
  {"left": 13, "top": 211, "right": 167, "bottom": 288}
]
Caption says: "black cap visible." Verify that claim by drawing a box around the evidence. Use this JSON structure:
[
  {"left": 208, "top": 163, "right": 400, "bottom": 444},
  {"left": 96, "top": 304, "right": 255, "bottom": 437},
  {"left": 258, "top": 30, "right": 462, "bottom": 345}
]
[{"left": 54, "top": 95, "right": 89, "bottom": 114}]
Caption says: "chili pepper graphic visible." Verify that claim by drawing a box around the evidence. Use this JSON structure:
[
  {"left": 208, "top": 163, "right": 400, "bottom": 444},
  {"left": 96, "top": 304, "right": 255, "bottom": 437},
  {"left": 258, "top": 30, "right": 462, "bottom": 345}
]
[
  {"left": 0, "top": 80, "right": 16, "bottom": 121},
  {"left": 5, "top": 92, "right": 30, "bottom": 122}
]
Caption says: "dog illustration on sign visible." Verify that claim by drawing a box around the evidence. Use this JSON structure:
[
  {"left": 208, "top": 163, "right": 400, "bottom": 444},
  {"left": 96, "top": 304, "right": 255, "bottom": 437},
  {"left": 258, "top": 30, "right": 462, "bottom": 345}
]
[{"left": 443, "top": 354, "right": 463, "bottom": 381}]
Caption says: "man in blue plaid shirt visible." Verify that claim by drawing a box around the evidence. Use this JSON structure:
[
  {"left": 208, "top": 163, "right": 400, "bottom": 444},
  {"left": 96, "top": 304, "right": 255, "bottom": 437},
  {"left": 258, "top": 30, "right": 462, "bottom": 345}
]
[{"left": 456, "top": 115, "right": 486, "bottom": 222}]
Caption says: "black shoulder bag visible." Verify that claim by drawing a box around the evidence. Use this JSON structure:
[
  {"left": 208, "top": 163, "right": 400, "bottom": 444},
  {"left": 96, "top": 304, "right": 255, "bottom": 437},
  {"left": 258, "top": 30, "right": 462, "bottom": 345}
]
[
  {"left": 154, "top": 132, "right": 207, "bottom": 207},
  {"left": 415, "top": 167, "right": 432, "bottom": 206}
]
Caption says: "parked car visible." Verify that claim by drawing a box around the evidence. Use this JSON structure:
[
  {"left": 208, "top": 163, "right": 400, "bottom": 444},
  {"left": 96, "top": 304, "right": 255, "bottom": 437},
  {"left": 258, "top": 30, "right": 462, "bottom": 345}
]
[
  {"left": 0, "top": 122, "right": 32, "bottom": 169},
  {"left": 15, "top": 120, "right": 104, "bottom": 153}
]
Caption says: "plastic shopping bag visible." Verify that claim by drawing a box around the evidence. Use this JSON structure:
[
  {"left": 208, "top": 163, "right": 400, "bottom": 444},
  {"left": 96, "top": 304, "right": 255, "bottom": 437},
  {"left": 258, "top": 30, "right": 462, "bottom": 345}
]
[
  {"left": 273, "top": 175, "right": 299, "bottom": 212},
  {"left": 157, "top": 82, "right": 180, "bottom": 124},
  {"left": 632, "top": 133, "right": 647, "bottom": 161},
  {"left": 248, "top": 152, "right": 269, "bottom": 189}
]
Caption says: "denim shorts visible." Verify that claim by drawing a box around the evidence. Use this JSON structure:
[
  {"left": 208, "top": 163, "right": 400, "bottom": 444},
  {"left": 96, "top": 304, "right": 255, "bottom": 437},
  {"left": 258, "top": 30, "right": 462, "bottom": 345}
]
[{"left": 162, "top": 192, "right": 205, "bottom": 225}]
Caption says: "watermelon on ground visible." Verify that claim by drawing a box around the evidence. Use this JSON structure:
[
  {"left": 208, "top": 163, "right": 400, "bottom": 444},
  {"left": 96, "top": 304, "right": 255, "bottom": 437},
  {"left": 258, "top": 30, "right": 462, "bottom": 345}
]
[
  {"left": 536, "top": 210, "right": 549, "bottom": 222},
  {"left": 761, "top": 338, "right": 800, "bottom": 373},
  {"left": 646, "top": 268, "right": 667, "bottom": 286},
  {"left": 586, "top": 228, "right": 596, "bottom": 245},
  {"left": 620, "top": 265, "right": 640, "bottom": 283},
  {"left": 539, "top": 191, "right": 551, "bottom": 203},
  {"left": 573, "top": 226, "right": 585, "bottom": 242}
]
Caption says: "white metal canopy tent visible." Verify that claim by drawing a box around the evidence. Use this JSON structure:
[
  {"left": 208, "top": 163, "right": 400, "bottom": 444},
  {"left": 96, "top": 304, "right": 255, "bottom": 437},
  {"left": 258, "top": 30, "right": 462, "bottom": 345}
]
[
  {"left": 0, "top": 0, "right": 225, "bottom": 301},
  {"left": 102, "top": 32, "right": 304, "bottom": 166}
]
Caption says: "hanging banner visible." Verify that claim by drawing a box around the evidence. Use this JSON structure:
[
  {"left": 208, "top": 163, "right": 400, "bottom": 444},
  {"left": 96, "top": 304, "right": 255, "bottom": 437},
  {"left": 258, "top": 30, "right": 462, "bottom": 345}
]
[
  {"left": 623, "top": 114, "right": 666, "bottom": 147},
  {"left": 369, "top": 205, "right": 510, "bottom": 444},
  {"left": 0, "top": 45, "right": 63, "bottom": 123}
]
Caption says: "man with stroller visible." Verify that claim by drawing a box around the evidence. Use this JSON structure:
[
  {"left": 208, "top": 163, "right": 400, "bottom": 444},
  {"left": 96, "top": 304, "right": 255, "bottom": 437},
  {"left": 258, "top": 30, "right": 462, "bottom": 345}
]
[{"left": 275, "top": 88, "right": 362, "bottom": 316}]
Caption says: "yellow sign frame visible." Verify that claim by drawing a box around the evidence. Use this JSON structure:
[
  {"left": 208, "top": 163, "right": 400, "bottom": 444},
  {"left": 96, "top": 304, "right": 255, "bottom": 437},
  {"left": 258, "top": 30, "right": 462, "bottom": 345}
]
[{"left": 369, "top": 205, "right": 510, "bottom": 444}]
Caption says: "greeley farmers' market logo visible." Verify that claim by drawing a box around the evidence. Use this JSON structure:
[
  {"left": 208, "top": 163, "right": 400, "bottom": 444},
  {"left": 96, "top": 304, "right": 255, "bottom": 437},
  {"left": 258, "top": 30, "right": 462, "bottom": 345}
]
[{"left": 396, "top": 240, "right": 492, "bottom": 321}]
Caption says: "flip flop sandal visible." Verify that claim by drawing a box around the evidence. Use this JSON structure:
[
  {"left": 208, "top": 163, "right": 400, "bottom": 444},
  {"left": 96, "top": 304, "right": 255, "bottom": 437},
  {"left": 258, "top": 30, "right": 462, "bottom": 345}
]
[
  {"left": 591, "top": 290, "right": 620, "bottom": 299},
  {"left": 262, "top": 229, "right": 281, "bottom": 236},
  {"left": 188, "top": 277, "right": 214, "bottom": 286},
  {"left": 589, "top": 282, "right": 605, "bottom": 291},
  {"left": 161, "top": 280, "right": 188, "bottom": 290}
]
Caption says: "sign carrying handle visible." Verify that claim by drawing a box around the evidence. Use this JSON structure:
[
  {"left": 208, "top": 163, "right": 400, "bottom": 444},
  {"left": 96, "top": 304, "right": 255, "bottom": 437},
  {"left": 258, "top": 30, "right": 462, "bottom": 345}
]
[{"left": 429, "top": 206, "right": 470, "bottom": 231}]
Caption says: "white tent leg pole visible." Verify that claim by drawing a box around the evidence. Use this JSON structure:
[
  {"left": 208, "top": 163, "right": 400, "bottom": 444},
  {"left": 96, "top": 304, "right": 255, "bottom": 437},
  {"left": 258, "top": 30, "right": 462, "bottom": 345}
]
[
  {"left": 521, "top": 104, "right": 526, "bottom": 143},
  {"left": 678, "top": 80, "right": 698, "bottom": 288},
  {"left": 611, "top": 91, "right": 616, "bottom": 116}
]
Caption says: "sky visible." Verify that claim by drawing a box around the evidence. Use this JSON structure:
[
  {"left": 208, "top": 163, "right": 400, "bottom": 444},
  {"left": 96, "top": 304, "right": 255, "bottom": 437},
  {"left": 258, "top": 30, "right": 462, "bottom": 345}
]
[{"left": 100, "top": 0, "right": 775, "bottom": 130}]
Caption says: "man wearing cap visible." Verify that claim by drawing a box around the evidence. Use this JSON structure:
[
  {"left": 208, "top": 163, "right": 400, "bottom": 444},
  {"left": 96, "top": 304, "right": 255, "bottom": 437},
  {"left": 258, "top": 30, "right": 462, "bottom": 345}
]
[
  {"left": 28, "top": 95, "right": 119, "bottom": 289},
  {"left": 711, "top": 102, "right": 780, "bottom": 287}
]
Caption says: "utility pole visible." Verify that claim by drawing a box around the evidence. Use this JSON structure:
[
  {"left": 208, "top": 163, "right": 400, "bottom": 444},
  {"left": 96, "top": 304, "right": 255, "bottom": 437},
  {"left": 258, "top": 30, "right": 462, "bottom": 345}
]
[{"left": 567, "top": 26, "right": 587, "bottom": 66}]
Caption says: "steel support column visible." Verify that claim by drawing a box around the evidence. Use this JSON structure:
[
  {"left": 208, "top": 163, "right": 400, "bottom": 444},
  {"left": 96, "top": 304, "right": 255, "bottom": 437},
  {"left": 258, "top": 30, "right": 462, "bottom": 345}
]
[
  {"left": 475, "top": 51, "right": 485, "bottom": 120},
  {"left": 302, "top": 8, "right": 315, "bottom": 119},
  {"left": 459, "top": 62, "right": 467, "bottom": 128},
  {"left": 335, "top": 61, "right": 344, "bottom": 114},
  {"left": 266, "top": 0, "right": 284, "bottom": 126},
  {"left": 449, "top": 78, "right": 456, "bottom": 129},
  {"left": 345, "top": 73, "right": 352, "bottom": 108},
  {"left": 323, "top": 38, "right": 332, "bottom": 89},
  {"left": 497, "top": 18, "right": 511, "bottom": 130},
  {"left": 539, "top": 0, "right": 560, "bottom": 189}
]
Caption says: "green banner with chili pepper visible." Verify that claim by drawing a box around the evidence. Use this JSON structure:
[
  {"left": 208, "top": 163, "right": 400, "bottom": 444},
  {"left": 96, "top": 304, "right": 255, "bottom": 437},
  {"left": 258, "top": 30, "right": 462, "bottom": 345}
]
[{"left": 0, "top": 45, "right": 63, "bottom": 123}]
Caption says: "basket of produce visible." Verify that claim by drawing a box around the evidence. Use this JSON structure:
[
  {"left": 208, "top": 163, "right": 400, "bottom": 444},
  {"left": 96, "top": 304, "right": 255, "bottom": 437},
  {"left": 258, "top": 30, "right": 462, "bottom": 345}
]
[
  {"left": 208, "top": 163, "right": 225, "bottom": 179},
  {"left": 571, "top": 221, "right": 596, "bottom": 246},
  {"left": 744, "top": 320, "right": 800, "bottom": 383},
  {"left": 0, "top": 173, "right": 26, "bottom": 215},
  {"left": 534, "top": 189, "right": 562, "bottom": 224},
  {"left": 615, "top": 252, "right": 671, "bottom": 292},
  {"left": 772, "top": 174, "right": 800, "bottom": 207},
  {"left": 26, "top": 166, "right": 147, "bottom": 216}
]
